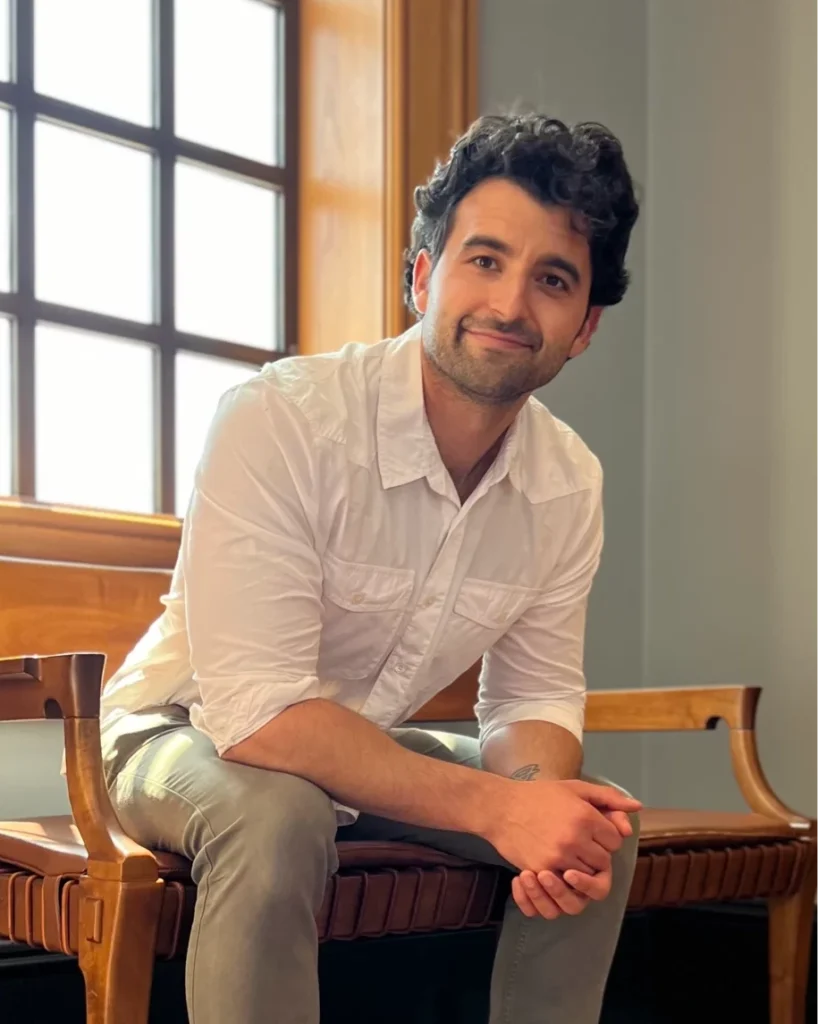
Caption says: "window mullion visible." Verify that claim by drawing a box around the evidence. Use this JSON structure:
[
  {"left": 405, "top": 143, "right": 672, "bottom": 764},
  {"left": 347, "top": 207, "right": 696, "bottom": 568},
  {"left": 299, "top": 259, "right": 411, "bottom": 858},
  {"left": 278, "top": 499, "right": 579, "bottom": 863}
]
[
  {"left": 12, "top": 0, "right": 35, "bottom": 497},
  {"left": 156, "top": 0, "right": 175, "bottom": 515}
]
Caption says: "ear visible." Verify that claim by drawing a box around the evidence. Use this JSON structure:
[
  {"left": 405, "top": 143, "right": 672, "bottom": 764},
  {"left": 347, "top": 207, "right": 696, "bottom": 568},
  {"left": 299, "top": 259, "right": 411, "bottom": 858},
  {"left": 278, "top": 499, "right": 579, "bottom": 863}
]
[
  {"left": 567, "top": 306, "right": 603, "bottom": 359},
  {"left": 412, "top": 249, "right": 433, "bottom": 316}
]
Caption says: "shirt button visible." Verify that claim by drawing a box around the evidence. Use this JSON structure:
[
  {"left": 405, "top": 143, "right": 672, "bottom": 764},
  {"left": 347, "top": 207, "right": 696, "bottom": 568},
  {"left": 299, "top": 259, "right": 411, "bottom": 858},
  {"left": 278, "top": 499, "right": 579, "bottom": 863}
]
[
  {"left": 350, "top": 593, "right": 364, "bottom": 605},
  {"left": 421, "top": 596, "right": 436, "bottom": 609},
  {"left": 395, "top": 663, "right": 411, "bottom": 675}
]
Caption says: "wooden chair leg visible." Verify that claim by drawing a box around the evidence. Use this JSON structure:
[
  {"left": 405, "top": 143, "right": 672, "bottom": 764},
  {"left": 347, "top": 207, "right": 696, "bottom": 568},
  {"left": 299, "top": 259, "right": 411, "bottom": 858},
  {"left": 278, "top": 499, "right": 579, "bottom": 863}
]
[
  {"left": 77, "top": 874, "right": 164, "bottom": 1024},
  {"left": 768, "top": 851, "right": 817, "bottom": 1024}
]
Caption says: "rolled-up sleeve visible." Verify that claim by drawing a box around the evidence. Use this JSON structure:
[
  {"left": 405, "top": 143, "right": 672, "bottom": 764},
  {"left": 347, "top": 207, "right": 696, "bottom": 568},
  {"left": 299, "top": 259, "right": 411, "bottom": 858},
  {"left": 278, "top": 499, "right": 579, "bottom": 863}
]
[
  {"left": 182, "top": 379, "right": 326, "bottom": 756},
  {"left": 476, "top": 473, "right": 604, "bottom": 747}
]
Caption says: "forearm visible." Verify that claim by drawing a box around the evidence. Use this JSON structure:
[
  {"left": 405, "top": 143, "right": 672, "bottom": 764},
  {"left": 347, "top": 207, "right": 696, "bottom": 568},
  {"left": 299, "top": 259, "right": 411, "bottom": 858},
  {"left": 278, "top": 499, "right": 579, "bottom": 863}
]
[
  {"left": 222, "top": 698, "right": 509, "bottom": 837},
  {"left": 480, "top": 720, "right": 583, "bottom": 782}
]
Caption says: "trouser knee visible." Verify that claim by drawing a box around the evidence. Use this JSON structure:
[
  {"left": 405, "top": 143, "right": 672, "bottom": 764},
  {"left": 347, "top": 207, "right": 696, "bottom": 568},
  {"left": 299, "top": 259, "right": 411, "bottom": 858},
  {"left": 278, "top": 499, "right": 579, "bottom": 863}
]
[{"left": 193, "top": 774, "right": 339, "bottom": 910}]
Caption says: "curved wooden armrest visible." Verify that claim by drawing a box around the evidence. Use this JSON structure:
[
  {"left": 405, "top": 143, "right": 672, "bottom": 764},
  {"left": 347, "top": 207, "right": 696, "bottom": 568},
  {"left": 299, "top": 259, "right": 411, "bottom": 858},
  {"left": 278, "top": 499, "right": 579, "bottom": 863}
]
[
  {"left": 0, "top": 652, "right": 107, "bottom": 721},
  {"left": 586, "top": 685, "right": 814, "bottom": 831},
  {"left": 0, "top": 653, "right": 159, "bottom": 883},
  {"left": 728, "top": 729, "right": 814, "bottom": 832},
  {"left": 585, "top": 685, "right": 761, "bottom": 732}
]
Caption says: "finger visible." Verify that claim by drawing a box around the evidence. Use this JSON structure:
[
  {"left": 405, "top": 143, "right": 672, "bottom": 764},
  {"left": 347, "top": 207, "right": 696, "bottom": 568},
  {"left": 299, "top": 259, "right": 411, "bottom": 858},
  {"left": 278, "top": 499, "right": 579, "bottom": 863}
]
[
  {"left": 515, "top": 872, "right": 552, "bottom": 921},
  {"left": 572, "top": 782, "right": 642, "bottom": 812},
  {"left": 563, "top": 867, "right": 612, "bottom": 902},
  {"left": 538, "top": 871, "right": 590, "bottom": 916},
  {"left": 602, "top": 809, "right": 634, "bottom": 837},
  {"left": 519, "top": 870, "right": 561, "bottom": 920},
  {"left": 590, "top": 820, "right": 623, "bottom": 853},
  {"left": 572, "top": 844, "right": 610, "bottom": 874},
  {"left": 511, "top": 875, "right": 539, "bottom": 918},
  {"left": 547, "top": 845, "right": 608, "bottom": 875}
]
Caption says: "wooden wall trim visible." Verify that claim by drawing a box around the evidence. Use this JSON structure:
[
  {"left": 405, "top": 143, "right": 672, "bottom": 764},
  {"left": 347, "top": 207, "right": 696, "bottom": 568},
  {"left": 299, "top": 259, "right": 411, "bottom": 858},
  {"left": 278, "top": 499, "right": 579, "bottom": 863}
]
[
  {"left": 388, "top": 0, "right": 479, "bottom": 337},
  {"left": 298, "top": 0, "right": 479, "bottom": 352},
  {"left": 0, "top": 500, "right": 181, "bottom": 570},
  {"left": 297, "top": 0, "right": 387, "bottom": 356},
  {"left": 383, "top": 0, "right": 409, "bottom": 338}
]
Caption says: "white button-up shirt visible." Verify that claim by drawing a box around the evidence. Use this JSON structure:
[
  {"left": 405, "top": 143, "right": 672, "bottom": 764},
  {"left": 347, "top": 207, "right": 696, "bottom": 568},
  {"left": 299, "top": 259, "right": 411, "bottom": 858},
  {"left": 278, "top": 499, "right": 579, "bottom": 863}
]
[{"left": 100, "top": 326, "right": 604, "bottom": 822}]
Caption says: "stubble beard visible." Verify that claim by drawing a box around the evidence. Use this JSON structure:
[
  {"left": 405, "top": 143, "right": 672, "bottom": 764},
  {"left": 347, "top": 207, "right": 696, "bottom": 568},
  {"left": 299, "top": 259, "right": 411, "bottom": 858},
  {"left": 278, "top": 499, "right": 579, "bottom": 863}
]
[{"left": 425, "top": 317, "right": 567, "bottom": 407}]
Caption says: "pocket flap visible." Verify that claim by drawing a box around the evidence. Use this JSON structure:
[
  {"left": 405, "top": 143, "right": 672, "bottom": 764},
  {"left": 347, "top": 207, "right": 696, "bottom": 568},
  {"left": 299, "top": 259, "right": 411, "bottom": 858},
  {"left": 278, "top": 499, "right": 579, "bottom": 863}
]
[
  {"left": 454, "top": 579, "right": 538, "bottom": 629},
  {"left": 323, "top": 551, "right": 415, "bottom": 612}
]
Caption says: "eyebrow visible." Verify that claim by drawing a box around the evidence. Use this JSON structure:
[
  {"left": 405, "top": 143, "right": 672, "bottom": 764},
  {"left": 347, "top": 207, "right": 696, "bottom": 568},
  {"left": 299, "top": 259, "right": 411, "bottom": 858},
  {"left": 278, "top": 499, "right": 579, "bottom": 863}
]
[{"left": 461, "top": 234, "right": 582, "bottom": 285}]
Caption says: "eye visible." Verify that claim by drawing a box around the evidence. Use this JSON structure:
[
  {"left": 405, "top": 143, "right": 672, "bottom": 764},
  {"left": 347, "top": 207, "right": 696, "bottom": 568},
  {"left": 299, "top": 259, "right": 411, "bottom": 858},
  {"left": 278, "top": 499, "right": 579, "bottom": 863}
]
[
  {"left": 471, "top": 254, "right": 498, "bottom": 271},
  {"left": 539, "top": 273, "right": 568, "bottom": 292}
]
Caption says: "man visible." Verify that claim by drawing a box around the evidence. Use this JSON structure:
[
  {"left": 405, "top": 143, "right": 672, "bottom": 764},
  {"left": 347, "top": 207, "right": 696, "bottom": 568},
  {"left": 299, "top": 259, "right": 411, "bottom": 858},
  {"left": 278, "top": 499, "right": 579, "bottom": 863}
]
[{"left": 100, "top": 112, "right": 642, "bottom": 1024}]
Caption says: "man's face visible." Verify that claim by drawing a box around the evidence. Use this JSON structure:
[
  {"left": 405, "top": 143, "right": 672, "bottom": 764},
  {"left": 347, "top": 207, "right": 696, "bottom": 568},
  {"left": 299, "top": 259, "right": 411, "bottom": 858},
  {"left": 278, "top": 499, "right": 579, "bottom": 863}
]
[{"left": 412, "top": 178, "right": 602, "bottom": 406}]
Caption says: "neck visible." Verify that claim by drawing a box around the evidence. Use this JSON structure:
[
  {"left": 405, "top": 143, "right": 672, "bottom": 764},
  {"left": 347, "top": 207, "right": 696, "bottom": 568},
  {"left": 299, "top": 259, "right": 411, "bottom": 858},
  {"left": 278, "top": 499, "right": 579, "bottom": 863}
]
[{"left": 420, "top": 349, "right": 525, "bottom": 502}]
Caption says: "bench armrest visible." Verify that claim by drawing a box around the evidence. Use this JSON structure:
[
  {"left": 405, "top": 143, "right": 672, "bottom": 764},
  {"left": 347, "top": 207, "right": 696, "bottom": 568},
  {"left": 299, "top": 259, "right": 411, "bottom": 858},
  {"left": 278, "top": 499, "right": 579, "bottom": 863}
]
[
  {"left": 0, "top": 653, "right": 159, "bottom": 882},
  {"left": 0, "top": 652, "right": 106, "bottom": 721},
  {"left": 585, "top": 685, "right": 760, "bottom": 732},
  {"left": 586, "top": 685, "right": 814, "bottom": 831}
]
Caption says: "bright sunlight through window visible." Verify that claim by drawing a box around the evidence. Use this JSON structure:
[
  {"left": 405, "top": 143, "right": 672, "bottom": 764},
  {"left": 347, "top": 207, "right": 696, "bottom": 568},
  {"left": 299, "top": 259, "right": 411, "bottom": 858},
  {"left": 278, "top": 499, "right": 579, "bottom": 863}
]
[{"left": 0, "top": 0, "right": 290, "bottom": 516}]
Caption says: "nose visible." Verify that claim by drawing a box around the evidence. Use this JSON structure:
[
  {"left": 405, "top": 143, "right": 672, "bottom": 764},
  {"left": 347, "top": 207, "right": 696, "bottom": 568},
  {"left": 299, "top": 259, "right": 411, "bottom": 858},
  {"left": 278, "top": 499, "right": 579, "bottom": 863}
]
[{"left": 487, "top": 269, "right": 530, "bottom": 325}]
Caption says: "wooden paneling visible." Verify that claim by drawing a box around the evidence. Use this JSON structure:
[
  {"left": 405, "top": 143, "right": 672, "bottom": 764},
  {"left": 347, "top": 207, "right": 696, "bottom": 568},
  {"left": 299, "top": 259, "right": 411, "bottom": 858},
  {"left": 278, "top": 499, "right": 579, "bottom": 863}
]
[
  {"left": 298, "top": 0, "right": 479, "bottom": 350},
  {"left": 383, "top": 0, "right": 408, "bottom": 336},
  {"left": 0, "top": 499, "right": 180, "bottom": 570},
  {"left": 297, "top": 0, "right": 387, "bottom": 353},
  {"left": 0, "top": 557, "right": 171, "bottom": 683},
  {"left": 386, "top": 0, "right": 479, "bottom": 336}
]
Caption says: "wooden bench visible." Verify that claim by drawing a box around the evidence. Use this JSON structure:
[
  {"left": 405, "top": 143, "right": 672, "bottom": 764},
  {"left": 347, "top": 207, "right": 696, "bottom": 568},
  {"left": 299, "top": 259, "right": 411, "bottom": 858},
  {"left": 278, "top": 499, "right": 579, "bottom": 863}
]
[{"left": 0, "top": 551, "right": 815, "bottom": 1024}]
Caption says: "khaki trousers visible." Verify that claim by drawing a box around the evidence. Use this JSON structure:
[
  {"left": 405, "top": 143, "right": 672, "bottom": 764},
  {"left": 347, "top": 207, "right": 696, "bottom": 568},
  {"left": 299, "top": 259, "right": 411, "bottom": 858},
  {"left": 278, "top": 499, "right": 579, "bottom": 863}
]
[{"left": 102, "top": 706, "right": 638, "bottom": 1024}]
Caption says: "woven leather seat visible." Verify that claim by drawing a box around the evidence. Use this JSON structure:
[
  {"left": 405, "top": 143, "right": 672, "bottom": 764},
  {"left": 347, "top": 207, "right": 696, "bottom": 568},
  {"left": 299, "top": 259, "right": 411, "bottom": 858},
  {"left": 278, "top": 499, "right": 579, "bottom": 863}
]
[{"left": 2, "top": 809, "right": 813, "bottom": 959}]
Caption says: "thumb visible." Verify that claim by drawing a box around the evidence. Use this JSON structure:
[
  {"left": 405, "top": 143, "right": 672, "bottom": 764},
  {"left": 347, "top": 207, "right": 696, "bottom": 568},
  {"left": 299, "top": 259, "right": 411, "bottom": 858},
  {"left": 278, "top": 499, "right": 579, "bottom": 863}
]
[{"left": 571, "top": 781, "right": 642, "bottom": 812}]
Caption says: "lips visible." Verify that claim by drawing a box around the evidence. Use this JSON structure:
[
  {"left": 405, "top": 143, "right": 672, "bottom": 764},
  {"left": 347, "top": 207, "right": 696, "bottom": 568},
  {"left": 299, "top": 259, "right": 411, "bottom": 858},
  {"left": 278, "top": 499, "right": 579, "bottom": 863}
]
[{"left": 467, "top": 328, "right": 533, "bottom": 350}]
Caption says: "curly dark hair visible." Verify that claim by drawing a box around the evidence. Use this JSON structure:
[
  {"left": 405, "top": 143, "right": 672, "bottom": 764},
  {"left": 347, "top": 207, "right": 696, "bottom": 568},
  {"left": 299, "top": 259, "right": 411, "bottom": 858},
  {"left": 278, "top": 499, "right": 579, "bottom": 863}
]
[{"left": 403, "top": 112, "right": 640, "bottom": 316}]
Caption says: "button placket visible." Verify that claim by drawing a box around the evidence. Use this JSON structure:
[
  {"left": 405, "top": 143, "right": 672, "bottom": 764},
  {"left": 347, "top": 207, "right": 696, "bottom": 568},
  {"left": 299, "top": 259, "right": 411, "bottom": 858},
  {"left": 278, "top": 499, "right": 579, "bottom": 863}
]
[{"left": 358, "top": 512, "right": 469, "bottom": 724}]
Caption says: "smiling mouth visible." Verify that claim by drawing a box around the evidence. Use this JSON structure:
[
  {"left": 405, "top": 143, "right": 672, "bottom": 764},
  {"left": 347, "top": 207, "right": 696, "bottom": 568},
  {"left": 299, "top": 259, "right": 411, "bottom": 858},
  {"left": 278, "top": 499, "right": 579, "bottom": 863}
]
[{"left": 466, "top": 328, "right": 534, "bottom": 350}]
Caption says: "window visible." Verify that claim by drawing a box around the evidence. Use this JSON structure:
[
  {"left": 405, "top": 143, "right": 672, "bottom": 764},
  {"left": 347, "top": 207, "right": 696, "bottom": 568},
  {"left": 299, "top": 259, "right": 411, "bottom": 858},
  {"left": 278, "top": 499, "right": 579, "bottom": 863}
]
[{"left": 0, "top": 0, "right": 297, "bottom": 516}]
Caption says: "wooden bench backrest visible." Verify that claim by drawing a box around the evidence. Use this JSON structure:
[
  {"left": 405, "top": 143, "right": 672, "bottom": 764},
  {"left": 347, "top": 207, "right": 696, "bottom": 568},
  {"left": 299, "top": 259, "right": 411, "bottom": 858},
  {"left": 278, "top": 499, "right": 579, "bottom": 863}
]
[
  {"left": 0, "top": 555, "right": 481, "bottom": 720},
  {"left": 0, "top": 557, "right": 171, "bottom": 684},
  {"left": 0, "top": 551, "right": 765, "bottom": 736}
]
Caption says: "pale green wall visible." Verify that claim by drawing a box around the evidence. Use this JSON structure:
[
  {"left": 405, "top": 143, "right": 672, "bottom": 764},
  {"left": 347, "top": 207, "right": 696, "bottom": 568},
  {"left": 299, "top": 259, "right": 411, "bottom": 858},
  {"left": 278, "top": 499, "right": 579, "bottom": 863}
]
[
  {"left": 643, "top": 0, "right": 816, "bottom": 814},
  {"left": 479, "top": 0, "right": 648, "bottom": 797}
]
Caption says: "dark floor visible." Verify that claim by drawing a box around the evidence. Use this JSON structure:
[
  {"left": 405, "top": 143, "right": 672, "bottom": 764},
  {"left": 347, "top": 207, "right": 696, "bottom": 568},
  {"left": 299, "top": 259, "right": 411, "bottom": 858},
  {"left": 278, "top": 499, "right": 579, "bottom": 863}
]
[{"left": 1, "top": 904, "right": 815, "bottom": 1023}]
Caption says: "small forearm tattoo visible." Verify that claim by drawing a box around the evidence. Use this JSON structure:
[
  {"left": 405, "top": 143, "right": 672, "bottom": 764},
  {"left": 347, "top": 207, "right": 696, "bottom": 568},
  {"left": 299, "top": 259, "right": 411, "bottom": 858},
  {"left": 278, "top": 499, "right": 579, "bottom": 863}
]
[{"left": 510, "top": 763, "right": 541, "bottom": 782}]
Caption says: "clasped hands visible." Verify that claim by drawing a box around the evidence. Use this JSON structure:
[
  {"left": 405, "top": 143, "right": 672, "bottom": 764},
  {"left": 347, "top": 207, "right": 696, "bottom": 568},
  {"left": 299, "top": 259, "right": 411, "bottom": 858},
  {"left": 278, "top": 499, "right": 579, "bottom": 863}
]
[{"left": 509, "top": 783, "right": 641, "bottom": 921}]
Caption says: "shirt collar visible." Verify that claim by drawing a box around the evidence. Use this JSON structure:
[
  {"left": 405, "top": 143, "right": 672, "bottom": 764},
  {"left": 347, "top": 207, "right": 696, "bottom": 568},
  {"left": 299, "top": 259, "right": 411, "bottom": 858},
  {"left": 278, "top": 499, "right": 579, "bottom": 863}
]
[
  {"left": 376, "top": 324, "right": 436, "bottom": 491},
  {"left": 376, "top": 324, "right": 576, "bottom": 504}
]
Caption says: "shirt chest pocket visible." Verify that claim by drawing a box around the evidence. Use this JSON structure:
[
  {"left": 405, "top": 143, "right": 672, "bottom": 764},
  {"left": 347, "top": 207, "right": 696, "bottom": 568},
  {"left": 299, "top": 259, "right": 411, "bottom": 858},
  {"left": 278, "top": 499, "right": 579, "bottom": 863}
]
[
  {"left": 446, "top": 578, "right": 539, "bottom": 664},
  {"left": 318, "top": 552, "right": 415, "bottom": 680}
]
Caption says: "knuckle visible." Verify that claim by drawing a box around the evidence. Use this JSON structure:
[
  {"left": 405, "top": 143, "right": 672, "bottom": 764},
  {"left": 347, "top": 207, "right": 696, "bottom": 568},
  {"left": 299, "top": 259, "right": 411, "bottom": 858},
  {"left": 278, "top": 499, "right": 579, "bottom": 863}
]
[{"left": 554, "top": 841, "right": 572, "bottom": 861}]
